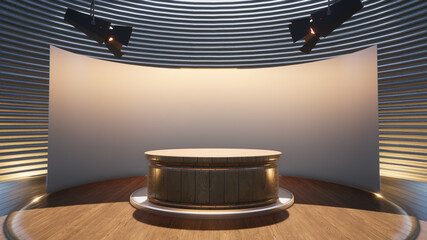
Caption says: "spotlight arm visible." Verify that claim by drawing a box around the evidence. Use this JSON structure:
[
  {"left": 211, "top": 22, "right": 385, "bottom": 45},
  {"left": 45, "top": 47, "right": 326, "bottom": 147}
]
[{"left": 90, "top": 0, "right": 96, "bottom": 25}]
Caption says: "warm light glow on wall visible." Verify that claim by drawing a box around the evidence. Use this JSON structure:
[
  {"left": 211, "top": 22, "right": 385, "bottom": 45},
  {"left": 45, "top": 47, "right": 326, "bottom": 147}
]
[{"left": 47, "top": 45, "right": 380, "bottom": 192}]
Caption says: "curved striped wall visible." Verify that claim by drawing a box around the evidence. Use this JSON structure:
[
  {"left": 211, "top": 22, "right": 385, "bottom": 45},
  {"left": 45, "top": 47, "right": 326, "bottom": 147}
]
[{"left": 0, "top": 0, "right": 426, "bottom": 182}]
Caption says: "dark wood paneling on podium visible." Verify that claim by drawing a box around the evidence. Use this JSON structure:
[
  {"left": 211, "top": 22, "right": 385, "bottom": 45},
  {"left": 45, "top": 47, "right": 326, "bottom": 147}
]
[{"left": 146, "top": 149, "right": 281, "bottom": 209}]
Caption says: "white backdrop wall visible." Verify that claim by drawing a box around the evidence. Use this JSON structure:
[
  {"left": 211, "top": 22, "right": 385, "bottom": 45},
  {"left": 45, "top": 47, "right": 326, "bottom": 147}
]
[{"left": 48, "top": 45, "right": 379, "bottom": 193}]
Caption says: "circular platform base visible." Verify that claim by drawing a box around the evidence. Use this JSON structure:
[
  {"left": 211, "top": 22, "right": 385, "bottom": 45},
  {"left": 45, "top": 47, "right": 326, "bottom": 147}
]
[
  {"left": 5, "top": 176, "right": 419, "bottom": 240},
  {"left": 130, "top": 187, "right": 294, "bottom": 218}
]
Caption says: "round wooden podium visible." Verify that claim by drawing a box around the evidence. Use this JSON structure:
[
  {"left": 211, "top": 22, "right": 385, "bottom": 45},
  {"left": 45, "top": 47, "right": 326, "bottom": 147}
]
[{"left": 145, "top": 148, "right": 281, "bottom": 209}]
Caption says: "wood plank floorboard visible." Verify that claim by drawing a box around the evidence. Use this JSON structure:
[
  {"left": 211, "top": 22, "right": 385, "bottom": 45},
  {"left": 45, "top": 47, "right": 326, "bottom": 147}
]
[{"left": 1, "top": 176, "right": 420, "bottom": 240}]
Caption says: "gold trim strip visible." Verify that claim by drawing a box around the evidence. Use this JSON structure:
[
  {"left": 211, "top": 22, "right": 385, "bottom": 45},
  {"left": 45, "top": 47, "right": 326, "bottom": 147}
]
[
  {"left": 0, "top": 102, "right": 47, "bottom": 107},
  {"left": 380, "top": 164, "right": 426, "bottom": 174},
  {"left": 379, "top": 109, "right": 427, "bottom": 114},
  {"left": 380, "top": 128, "right": 427, "bottom": 133},
  {"left": 379, "top": 134, "right": 427, "bottom": 140},
  {"left": 0, "top": 116, "right": 48, "bottom": 119},
  {"left": 0, "top": 169, "right": 47, "bottom": 182},
  {"left": 0, "top": 81, "right": 48, "bottom": 90},
  {"left": 379, "top": 87, "right": 427, "bottom": 96},
  {"left": 379, "top": 146, "right": 427, "bottom": 154},
  {"left": 0, "top": 141, "right": 48, "bottom": 147},
  {"left": 0, "top": 95, "right": 47, "bottom": 101},
  {"left": 380, "top": 95, "right": 427, "bottom": 101},
  {"left": 0, "top": 158, "right": 47, "bottom": 167},
  {"left": 379, "top": 76, "right": 427, "bottom": 84},
  {"left": 379, "top": 140, "right": 427, "bottom": 147},
  {"left": 0, "top": 146, "right": 48, "bottom": 154},
  {"left": 0, "top": 164, "right": 47, "bottom": 174},
  {"left": 379, "top": 102, "right": 427, "bottom": 107},
  {"left": 0, "top": 88, "right": 48, "bottom": 95},
  {"left": 0, "top": 152, "right": 47, "bottom": 161},
  {"left": 380, "top": 158, "right": 427, "bottom": 168},
  {"left": 379, "top": 81, "right": 427, "bottom": 89},
  {"left": 0, "top": 135, "right": 48, "bottom": 140},
  {"left": 379, "top": 115, "right": 427, "bottom": 120},
  {"left": 0, "top": 123, "right": 48, "bottom": 126},
  {"left": 0, "top": 129, "right": 47, "bottom": 133},
  {"left": 151, "top": 164, "right": 277, "bottom": 171},
  {"left": 379, "top": 122, "right": 427, "bottom": 126},
  {"left": 379, "top": 152, "right": 427, "bottom": 161},
  {"left": 148, "top": 196, "right": 278, "bottom": 210},
  {"left": 380, "top": 169, "right": 427, "bottom": 182},
  {"left": 0, "top": 109, "right": 48, "bottom": 113}
]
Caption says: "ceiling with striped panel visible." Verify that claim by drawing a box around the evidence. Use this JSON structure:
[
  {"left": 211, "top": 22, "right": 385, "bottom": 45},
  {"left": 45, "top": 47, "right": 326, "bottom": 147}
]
[{"left": 0, "top": 0, "right": 426, "bottom": 182}]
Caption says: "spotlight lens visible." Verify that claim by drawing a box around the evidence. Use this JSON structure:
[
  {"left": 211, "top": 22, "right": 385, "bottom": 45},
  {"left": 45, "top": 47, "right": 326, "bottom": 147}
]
[
  {"left": 108, "top": 37, "right": 114, "bottom": 41},
  {"left": 310, "top": 28, "right": 315, "bottom": 34}
]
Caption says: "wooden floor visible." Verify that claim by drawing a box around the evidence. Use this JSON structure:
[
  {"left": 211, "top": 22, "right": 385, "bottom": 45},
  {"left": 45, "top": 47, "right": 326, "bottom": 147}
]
[
  {"left": 0, "top": 177, "right": 46, "bottom": 240},
  {"left": 381, "top": 177, "right": 427, "bottom": 240},
  {"left": 2, "top": 176, "right": 420, "bottom": 240}
]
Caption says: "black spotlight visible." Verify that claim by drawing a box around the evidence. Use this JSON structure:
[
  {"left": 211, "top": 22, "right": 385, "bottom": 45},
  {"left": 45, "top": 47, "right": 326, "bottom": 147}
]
[
  {"left": 288, "top": 0, "right": 363, "bottom": 54},
  {"left": 105, "top": 25, "right": 132, "bottom": 58},
  {"left": 64, "top": 7, "right": 132, "bottom": 58}
]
